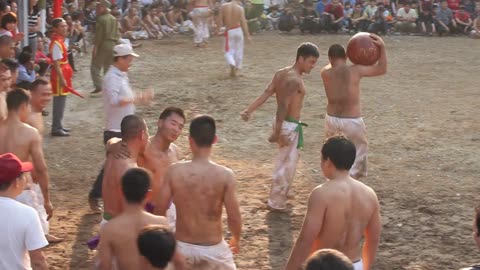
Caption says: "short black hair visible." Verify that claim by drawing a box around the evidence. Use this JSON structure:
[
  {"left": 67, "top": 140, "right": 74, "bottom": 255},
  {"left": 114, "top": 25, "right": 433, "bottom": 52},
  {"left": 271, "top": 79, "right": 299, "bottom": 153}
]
[
  {"left": 159, "top": 107, "right": 185, "bottom": 121},
  {"left": 189, "top": 115, "right": 216, "bottom": 147},
  {"left": 328, "top": 44, "right": 346, "bottom": 59},
  {"left": 121, "top": 167, "right": 151, "bottom": 204},
  {"left": 137, "top": 225, "right": 176, "bottom": 268},
  {"left": 296, "top": 42, "right": 319, "bottom": 61},
  {"left": 0, "top": 34, "right": 13, "bottom": 46},
  {"left": 305, "top": 249, "right": 354, "bottom": 270},
  {"left": 18, "top": 51, "right": 32, "bottom": 65},
  {"left": 0, "top": 0, "right": 7, "bottom": 13},
  {"left": 7, "top": 88, "right": 30, "bottom": 111},
  {"left": 120, "top": 115, "right": 146, "bottom": 141},
  {"left": 52, "top": 18, "right": 65, "bottom": 28},
  {"left": 30, "top": 78, "right": 50, "bottom": 92},
  {"left": 62, "top": 13, "right": 72, "bottom": 20},
  {"left": 321, "top": 135, "right": 356, "bottom": 171},
  {"left": 1, "top": 12, "right": 16, "bottom": 29},
  {"left": 1, "top": 58, "right": 18, "bottom": 72}
]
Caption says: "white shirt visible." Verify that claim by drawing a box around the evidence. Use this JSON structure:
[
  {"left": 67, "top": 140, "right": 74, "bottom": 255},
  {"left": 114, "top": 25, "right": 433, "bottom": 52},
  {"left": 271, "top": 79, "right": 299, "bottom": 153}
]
[
  {"left": 0, "top": 197, "right": 48, "bottom": 270},
  {"left": 396, "top": 8, "right": 418, "bottom": 19},
  {"left": 51, "top": 39, "right": 69, "bottom": 61},
  {"left": 102, "top": 66, "right": 135, "bottom": 132}
]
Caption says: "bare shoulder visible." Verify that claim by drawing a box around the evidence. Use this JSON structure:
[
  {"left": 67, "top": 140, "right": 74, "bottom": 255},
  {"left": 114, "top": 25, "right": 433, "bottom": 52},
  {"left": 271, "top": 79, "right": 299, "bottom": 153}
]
[
  {"left": 353, "top": 179, "right": 378, "bottom": 201},
  {"left": 22, "top": 123, "right": 41, "bottom": 141},
  {"left": 308, "top": 184, "right": 330, "bottom": 205},
  {"left": 211, "top": 162, "right": 235, "bottom": 180},
  {"left": 147, "top": 212, "right": 168, "bottom": 226}
]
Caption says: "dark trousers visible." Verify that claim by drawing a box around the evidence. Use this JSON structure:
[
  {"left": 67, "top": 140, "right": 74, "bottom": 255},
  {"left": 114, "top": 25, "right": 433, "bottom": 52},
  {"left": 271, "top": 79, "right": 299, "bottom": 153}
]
[
  {"left": 52, "top": 96, "right": 67, "bottom": 133},
  {"left": 300, "top": 19, "right": 319, "bottom": 33},
  {"left": 88, "top": 130, "right": 122, "bottom": 199}
]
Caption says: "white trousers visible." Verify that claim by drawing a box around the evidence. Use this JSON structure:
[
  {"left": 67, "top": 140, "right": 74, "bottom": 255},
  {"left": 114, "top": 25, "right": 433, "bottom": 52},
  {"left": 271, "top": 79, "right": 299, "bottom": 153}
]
[{"left": 224, "top": 27, "right": 244, "bottom": 69}]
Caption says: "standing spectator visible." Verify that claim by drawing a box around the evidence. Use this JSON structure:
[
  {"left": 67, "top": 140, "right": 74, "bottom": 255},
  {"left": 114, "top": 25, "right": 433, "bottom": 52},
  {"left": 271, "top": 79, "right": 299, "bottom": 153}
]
[
  {"left": 419, "top": 0, "right": 435, "bottom": 34},
  {"left": 435, "top": 0, "right": 457, "bottom": 35},
  {"left": 278, "top": 6, "right": 297, "bottom": 32},
  {"left": 323, "top": 0, "right": 345, "bottom": 32},
  {"left": 91, "top": 0, "right": 119, "bottom": 94},
  {"left": 395, "top": 2, "right": 418, "bottom": 33},
  {"left": 348, "top": 3, "right": 368, "bottom": 32},
  {"left": 28, "top": 0, "right": 41, "bottom": 55},
  {"left": 49, "top": 18, "right": 73, "bottom": 137},
  {"left": 0, "top": 153, "right": 49, "bottom": 270},
  {"left": 300, "top": 2, "right": 320, "bottom": 34},
  {"left": 16, "top": 50, "right": 36, "bottom": 85},
  {"left": 455, "top": 4, "right": 473, "bottom": 34}
]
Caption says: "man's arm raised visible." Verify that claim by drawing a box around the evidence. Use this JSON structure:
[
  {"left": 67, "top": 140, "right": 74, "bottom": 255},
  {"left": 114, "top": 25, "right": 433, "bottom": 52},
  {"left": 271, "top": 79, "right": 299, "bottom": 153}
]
[
  {"left": 352, "top": 34, "right": 387, "bottom": 77},
  {"left": 154, "top": 166, "right": 174, "bottom": 216},
  {"left": 223, "top": 169, "right": 242, "bottom": 254},
  {"left": 30, "top": 131, "right": 53, "bottom": 220},
  {"left": 362, "top": 192, "right": 381, "bottom": 270},
  {"left": 285, "top": 188, "right": 326, "bottom": 270},
  {"left": 240, "top": 74, "right": 276, "bottom": 121}
]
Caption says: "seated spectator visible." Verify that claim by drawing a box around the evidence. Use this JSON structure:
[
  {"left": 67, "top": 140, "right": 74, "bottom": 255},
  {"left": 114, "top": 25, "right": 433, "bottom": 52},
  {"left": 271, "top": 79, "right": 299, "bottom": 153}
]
[
  {"left": 142, "top": 6, "right": 162, "bottom": 39},
  {"left": 278, "top": 6, "right": 297, "bottom": 32},
  {"left": 0, "top": 12, "right": 24, "bottom": 43},
  {"left": 300, "top": 2, "right": 320, "bottom": 34},
  {"left": 16, "top": 50, "right": 36, "bottom": 85},
  {"left": 316, "top": 0, "right": 330, "bottom": 15},
  {"left": 343, "top": 2, "right": 354, "bottom": 29},
  {"left": 151, "top": 5, "right": 177, "bottom": 35},
  {"left": 71, "top": 11, "right": 87, "bottom": 53},
  {"left": 446, "top": 0, "right": 461, "bottom": 12},
  {"left": 362, "top": 0, "right": 378, "bottom": 29},
  {"left": 0, "top": 153, "right": 49, "bottom": 270},
  {"left": 305, "top": 249, "right": 354, "bottom": 270},
  {"left": 1, "top": 58, "right": 18, "bottom": 89},
  {"left": 267, "top": 6, "right": 281, "bottom": 30},
  {"left": 464, "top": 0, "right": 476, "bottom": 17},
  {"left": 348, "top": 3, "right": 368, "bottom": 32},
  {"left": 395, "top": 2, "right": 418, "bottom": 33},
  {"left": 435, "top": 0, "right": 457, "bottom": 36},
  {"left": 137, "top": 225, "right": 177, "bottom": 270},
  {"left": 418, "top": 0, "right": 435, "bottom": 34},
  {"left": 323, "top": 0, "right": 345, "bottom": 32},
  {"left": 455, "top": 4, "right": 473, "bottom": 34},
  {"left": 368, "top": 3, "right": 389, "bottom": 34},
  {"left": 470, "top": 6, "right": 480, "bottom": 38},
  {"left": 122, "top": 7, "right": 149, "bottom": 40},
  {"left": 167, "top": 3, "right": 191, "bottom": 33},
  {"left": 245, "top": 0, "right": 261, "bottom": 34}
]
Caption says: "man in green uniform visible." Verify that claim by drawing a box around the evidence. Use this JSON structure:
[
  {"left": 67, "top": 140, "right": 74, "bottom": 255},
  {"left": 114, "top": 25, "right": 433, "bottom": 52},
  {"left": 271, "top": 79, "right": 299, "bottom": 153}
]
[{"left": 91, "top": 0, "right": 119, "bottom": 94}]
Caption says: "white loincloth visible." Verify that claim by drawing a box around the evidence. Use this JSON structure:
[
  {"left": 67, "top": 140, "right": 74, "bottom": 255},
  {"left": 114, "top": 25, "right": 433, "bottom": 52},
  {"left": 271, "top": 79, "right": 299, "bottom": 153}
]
[
  {"left": 190, "top": 7, "right": 210, "bottom": 44},
  {"left": 324, "top": 114, "right": 368, "bottom": 179},
  {"left": 16, "top": 182, "right": 49, "bottom": 235},
  {"left": 268, "top": 119, "right": 300, "bottom": 210},
  {"left": 177, "top": 240, "right": 237, "bottom": 270},
  {"left": 224, "top": 26, "right": 244, "bottom": 69},
  {"left": 353, "top": 259, "right": 363, "bottom": 270}
]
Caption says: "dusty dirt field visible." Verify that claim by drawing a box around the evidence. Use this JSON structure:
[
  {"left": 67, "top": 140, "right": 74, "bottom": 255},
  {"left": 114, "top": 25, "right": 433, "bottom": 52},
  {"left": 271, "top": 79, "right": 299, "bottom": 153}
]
[{"left": 41, "top": 32, "right": 480, "bottom": 270}]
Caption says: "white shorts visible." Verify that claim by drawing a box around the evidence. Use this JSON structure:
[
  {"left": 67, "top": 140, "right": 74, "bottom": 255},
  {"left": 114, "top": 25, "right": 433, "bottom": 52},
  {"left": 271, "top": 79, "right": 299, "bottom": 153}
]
[{"left": 177, "top": 240, "right": 236, "bottom": 270}]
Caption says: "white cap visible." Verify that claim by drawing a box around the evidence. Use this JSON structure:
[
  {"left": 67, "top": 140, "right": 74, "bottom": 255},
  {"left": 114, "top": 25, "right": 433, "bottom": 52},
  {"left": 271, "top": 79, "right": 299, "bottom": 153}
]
[{"left": 113, "top": 44, "right": 139, "bottom": 57}]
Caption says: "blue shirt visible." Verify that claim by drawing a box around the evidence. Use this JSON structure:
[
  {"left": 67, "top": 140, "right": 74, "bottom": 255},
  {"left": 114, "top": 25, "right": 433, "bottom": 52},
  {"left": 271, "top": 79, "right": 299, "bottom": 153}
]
[{"left": 16, "top": 64, "right": 36, "bottom": 84}]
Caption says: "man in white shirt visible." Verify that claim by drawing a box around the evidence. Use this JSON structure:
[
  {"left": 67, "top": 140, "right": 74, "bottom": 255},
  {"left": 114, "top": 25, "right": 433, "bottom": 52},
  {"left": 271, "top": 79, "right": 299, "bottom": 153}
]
[
  {"left": 395, "top": 2, "right": 418, "bottom": 33},
  {"left": 0, "top": 153, "right": 49, "bottom": 270},
  {"left": 88, "top": 43, "right": 152, "bottom": 212}
]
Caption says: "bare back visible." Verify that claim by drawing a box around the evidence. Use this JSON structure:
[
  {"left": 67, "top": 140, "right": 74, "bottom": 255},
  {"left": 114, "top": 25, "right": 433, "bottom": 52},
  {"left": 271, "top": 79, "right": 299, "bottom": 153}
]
[
  {"left": 140, "top": 142, "right": 180, "bottom": 204},
  {"left": 167, "top": 161, "right": 233, "bottom": 245},
  {"left": 102, "top": 155, "right": 137, "bottom": 217},
  {"left": 274, "top": 67, "right": 306, "bottom": 120},
  {"left": 321, "top": 64, "right": 362, "bottom": 118},
  {"left": 193, "top": 0, "right": 210, "bottom": 8},
  {"left": 25, "top": 112, "right": 45, "bottom": 135},
  {"left": 98, "top": 211, "right": 168, "bottom": 270},
  {"left": 0, "top": 120, "right": 40, "bottom": 162},
  {"left": 312, "top": 179, "right": 379, "bottom": 261},
  {"left": 221, "top": 1, "right": 244, "bottom": 29}
]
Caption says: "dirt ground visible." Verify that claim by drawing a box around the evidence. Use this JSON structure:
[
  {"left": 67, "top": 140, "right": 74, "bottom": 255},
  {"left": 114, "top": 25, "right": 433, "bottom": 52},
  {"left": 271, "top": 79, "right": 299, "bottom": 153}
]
[{"left": 41, "top": 32, "right": 480, "bottom": 270}]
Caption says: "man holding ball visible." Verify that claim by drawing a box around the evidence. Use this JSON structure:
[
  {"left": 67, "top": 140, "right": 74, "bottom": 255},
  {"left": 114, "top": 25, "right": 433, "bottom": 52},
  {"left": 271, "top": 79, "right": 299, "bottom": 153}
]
[{"left": 320, "top": 33, "right": 387, "bottom": 179}]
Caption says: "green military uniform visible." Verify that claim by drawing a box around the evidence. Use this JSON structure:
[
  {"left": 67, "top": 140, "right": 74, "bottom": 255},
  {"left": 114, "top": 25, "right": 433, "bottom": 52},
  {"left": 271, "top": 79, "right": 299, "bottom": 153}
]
[{"left": 91, "top": 3, "right": 119, "bottom": 91}]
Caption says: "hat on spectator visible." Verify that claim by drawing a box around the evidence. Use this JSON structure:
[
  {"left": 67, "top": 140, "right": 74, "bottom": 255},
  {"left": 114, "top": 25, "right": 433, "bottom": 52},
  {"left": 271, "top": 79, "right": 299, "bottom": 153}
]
[
  {"left": 0, "top": 153, "right": 33, "bottom": 184},
  {"left": 113, "top": 44, "right": 139, "bottom": 57}
]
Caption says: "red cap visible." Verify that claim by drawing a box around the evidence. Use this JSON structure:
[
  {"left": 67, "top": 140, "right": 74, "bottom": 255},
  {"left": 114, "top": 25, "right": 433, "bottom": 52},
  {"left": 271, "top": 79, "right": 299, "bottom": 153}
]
[{"left": 0, "top": 153, "right": 33, "bottom": 184}]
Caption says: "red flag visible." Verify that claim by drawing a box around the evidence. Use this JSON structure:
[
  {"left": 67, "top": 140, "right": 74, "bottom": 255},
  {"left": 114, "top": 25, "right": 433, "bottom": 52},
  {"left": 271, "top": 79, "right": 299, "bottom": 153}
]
[
  {"left": 65, "top": 86, "right": 84, "bottom": 98},
  {"left": 53, "top": 0, "right": 63, "bottom": 18}
]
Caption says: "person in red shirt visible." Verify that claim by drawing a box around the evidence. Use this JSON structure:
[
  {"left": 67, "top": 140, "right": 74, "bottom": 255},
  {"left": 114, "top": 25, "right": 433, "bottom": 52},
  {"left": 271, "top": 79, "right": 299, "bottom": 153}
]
[
  {"left": 455, "top": 4, "right": 473, "bottom": 33},
  {"left": 322, "top": 0, "right": 345, "bottom": 32}
]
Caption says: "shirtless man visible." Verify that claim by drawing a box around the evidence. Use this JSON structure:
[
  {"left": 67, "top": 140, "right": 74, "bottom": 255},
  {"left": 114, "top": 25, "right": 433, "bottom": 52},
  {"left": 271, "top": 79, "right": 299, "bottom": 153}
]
[
  {"left": 0, "top": 89, "right": 53, "bottom": 232},
  {"left": 190, "top": 0, "right": 213, "bottom": 47},
  {"left": 98, "top": 167, "right": 183, "bottom": 270},
  {"left": 320, "top": 36, "right": 386, "bottom": 179},
  {"left": 138, "top": 107, "right": 185, "bottom": 228},
  {"left": 138, "top": 225, "right": 177, "bottom": 270},
  {"left": 285, "top": 136, "right": 381, "bottom": 270},
  {"left": 0, "top": 65, "right": 11, "bottom": 122},
  {"left": 168, "top": 4, "right": 185, "bottom": 27},
  {"left": 156, "top": 115, "right": 242, "bottom": 269},
  {"left": 218, "top": 0, "right": 251, "bottom": 77},
  {"left": 122, "top": 7, "right": 149, "bottom": 40},
  {"left": 102, "top": 115, "right": 149, "bottom": 222},
  {"left": 25, "top": 78, "right": 52, "bottom": 135},
  {"left": 240, "top": 43, "right": 319, "bottom": 211},
  {"left": 21, "top": 78, "right": 62, "bottom": 243}
]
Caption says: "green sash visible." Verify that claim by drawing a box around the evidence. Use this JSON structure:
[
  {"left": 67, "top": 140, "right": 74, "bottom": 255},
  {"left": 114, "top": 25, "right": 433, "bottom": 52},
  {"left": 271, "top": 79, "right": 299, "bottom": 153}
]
[
  {"left": 103, "top": 212, "right": 113, "bottom": 221},
  {"left": 285, "top": 116, "right": 308, "bottom": 149}
]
